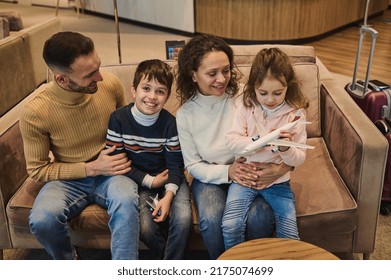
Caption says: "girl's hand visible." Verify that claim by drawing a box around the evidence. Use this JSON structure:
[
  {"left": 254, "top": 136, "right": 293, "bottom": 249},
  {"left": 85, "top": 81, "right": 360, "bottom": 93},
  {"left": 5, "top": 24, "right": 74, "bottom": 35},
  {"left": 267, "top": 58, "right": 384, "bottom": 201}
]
[
  {"left": 277, "top": 130, "right": 293, "bottom": 152},
  {"left": 151, "top": 169, "right": 169, "bottom": 188},
  {"left": 152, "top": 191, "right": 174, "bottom": 222}
]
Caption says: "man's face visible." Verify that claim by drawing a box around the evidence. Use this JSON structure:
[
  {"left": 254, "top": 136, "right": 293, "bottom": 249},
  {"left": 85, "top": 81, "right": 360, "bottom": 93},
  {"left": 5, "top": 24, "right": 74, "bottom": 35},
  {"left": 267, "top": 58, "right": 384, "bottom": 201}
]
[{"left": 58, "top": 50, "right": 103, "bottom": 94}]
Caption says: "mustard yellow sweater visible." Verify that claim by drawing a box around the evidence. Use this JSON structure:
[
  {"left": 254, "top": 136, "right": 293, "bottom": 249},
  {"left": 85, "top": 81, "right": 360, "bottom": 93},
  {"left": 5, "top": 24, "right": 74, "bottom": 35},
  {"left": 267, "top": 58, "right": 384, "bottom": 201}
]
[{"left": 19, "top": 72, "right": 127, "bottom": 182}]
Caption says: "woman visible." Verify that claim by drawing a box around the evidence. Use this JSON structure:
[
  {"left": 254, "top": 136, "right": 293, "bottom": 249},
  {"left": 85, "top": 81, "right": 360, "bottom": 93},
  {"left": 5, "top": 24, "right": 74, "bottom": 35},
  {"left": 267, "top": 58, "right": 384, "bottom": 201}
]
[{"left": 175, "top": 34, "right": 292, "bottom": 259}]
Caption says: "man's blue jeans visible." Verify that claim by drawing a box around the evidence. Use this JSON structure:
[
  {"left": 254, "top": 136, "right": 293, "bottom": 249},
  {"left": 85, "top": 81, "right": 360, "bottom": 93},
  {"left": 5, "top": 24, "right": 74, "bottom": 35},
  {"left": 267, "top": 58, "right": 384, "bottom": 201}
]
[
  {"left": 191, "top": 179, "right": 275, "bottom": 259},
  {"left": 29, "top": 175, "right": 140, "bottom": 260},
  {"left": 139, "top": 180, "right": 192, "bottom": 259},
  {"left": 222, "top": 181, "right": 299, "bottom": 250}
]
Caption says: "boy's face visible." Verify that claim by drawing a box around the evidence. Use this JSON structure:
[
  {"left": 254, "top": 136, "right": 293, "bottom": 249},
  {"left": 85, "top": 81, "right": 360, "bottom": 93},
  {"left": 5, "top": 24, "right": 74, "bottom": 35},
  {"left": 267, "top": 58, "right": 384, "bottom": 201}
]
[{"left": 132, "top": 76, "right": 169, "bottom": 115}]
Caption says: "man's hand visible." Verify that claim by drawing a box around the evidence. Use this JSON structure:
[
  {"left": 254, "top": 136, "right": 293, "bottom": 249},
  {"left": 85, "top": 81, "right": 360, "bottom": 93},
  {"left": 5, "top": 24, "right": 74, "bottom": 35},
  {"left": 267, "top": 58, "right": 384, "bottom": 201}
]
[
  {"left": 151, "top": 169, "right": 169, "bottom": 188},
  {"left": 85, "top": 146, "right": 131, "bottom": 177}
]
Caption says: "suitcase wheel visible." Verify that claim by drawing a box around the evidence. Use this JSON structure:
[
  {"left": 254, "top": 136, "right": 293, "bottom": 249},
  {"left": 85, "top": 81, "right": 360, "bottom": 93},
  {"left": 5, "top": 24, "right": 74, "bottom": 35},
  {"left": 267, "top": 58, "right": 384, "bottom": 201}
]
[{"left": 380, "top": 201, "right": 391, "bottom": 216}]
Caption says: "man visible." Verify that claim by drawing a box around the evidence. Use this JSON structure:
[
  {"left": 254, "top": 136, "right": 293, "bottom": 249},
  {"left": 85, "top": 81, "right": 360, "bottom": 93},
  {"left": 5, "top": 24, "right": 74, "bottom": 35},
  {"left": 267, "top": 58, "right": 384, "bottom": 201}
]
[{"left": 19, "top": 32, "right": 139, "bottom": 260}]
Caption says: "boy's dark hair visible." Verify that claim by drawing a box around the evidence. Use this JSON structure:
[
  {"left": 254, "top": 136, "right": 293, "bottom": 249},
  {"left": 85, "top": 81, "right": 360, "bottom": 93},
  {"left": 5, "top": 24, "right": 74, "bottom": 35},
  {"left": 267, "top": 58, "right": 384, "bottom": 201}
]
[
  {"left": 43, "top": 31, "right": 95, "bottom": 74},
  {"left": 133, "top": 59, "right": 174, "bottom": 98}
]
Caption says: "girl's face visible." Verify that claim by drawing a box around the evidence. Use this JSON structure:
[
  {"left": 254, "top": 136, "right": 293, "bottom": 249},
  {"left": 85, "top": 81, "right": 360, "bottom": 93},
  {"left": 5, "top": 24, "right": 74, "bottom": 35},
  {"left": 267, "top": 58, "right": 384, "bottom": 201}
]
[
  {"left": 255, "top": 74, "right": 287, "bottom": 110},
  {"left": 132, "top": 76, "right": 169, "bottom": 115},
  {"left": 192, "top": 51, "right": 231, "bottom": 96}
]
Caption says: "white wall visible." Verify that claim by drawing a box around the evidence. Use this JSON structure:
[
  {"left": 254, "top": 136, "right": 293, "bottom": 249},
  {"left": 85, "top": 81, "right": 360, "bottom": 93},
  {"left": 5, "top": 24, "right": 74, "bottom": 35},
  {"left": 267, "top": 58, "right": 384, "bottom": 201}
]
[
  {"left": 31, "top": 0, "right": 70, "bottom": 7},
  {"left": 82, "top": 0, "right": 194, "bottom": 33}
]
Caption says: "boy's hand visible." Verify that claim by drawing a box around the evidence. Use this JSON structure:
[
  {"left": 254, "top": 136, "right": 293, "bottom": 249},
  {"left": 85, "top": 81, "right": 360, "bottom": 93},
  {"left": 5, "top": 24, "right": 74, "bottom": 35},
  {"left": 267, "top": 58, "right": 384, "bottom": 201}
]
[
  {"left": 152, "top": 191, "right": 174, "bottom": 222},
  {"left": 151, "top": 169, "right": 169, "bottom": 188}
]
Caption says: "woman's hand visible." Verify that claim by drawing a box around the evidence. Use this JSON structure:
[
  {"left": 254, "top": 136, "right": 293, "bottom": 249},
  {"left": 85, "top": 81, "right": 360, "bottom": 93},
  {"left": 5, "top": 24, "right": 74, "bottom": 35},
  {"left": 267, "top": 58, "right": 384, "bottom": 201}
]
[
  {"left": 228, "top": 157, "right": 259, "bottom": 187},
  {"left": 248, "top": 162, "right": 292, "bottom": 190}
]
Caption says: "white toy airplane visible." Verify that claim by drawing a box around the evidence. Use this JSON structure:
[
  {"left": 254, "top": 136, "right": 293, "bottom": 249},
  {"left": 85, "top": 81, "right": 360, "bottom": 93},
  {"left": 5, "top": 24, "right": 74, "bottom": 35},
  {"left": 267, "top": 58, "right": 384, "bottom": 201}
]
[{"left": 238, "top": 112, "right": 315, "bottom": 156}]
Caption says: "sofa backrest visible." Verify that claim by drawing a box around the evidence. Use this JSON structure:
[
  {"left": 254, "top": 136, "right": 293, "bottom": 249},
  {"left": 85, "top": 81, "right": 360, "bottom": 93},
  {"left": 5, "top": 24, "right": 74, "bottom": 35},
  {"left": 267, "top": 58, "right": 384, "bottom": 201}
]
[
  {"left": 0, "top": 17, "right": 62, "bottom": 118},
  {"left": 0, "top": 32, "right": 35, "bottom": 118},
  {"left": 48, "top": 44, "right": 320, "bottom": 137}
]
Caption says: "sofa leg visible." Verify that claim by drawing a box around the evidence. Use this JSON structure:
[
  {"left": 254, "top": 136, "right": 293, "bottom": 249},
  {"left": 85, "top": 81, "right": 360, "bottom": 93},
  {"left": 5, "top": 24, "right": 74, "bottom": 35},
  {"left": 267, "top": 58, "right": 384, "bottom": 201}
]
[
  {"left": 0, "top": 249, "right": 3, "bottom": 260},
  {"left": 363, "top": 253, "right": 370, "bottom": 260}
]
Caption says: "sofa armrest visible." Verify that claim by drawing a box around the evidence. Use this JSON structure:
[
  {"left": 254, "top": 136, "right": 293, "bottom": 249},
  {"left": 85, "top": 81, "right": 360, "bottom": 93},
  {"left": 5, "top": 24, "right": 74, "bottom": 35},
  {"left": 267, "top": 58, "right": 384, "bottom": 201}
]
[
  {"left": 0, "top": 121, "right": 29, "bottom": 249},
  {"left": 320, "top": 80, "right": 388, "bottom": 253}
]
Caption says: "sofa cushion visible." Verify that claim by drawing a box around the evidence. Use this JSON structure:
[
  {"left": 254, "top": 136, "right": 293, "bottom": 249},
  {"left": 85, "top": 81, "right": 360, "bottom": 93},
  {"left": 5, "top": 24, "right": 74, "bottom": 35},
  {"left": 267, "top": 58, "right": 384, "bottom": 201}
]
[{"left": 0, "top": 10, "right": 23, "bottom": 31}]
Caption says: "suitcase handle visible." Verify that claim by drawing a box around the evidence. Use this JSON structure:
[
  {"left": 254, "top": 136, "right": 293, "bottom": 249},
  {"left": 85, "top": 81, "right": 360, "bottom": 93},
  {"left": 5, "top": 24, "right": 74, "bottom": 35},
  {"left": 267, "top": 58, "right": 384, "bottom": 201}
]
[{"left": 347, "top": 25, "right": 378, "bottom": 98}]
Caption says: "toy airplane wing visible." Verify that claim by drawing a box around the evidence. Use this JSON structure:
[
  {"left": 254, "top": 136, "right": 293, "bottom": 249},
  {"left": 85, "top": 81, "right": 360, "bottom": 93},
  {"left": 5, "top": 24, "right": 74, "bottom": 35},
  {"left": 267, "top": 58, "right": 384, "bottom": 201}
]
[{"left": 268, "top": 139, "right": 315, "bottom": 149}]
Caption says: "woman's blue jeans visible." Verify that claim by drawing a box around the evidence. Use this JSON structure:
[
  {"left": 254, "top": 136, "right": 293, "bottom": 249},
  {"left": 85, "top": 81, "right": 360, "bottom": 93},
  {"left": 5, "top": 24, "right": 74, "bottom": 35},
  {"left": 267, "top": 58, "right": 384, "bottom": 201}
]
[
  {"left": 29, "top": 175, "right": 140, "bottom": 260},
  {"left": 191, "top": 178, "right": 275, "bottom": 259},
  {"left": 222, "top": 181, "right": 299, "bottom": 250},
  {"left": 139, "top": 180, "right": 192, "bottom": 259}
]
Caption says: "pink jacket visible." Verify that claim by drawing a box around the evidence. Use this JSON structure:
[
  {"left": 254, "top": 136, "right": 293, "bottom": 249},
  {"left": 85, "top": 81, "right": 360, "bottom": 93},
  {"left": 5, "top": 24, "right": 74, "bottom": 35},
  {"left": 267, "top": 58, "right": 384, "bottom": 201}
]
[{"left": 226, "top": 102, "right": 308, "bottom": 186}]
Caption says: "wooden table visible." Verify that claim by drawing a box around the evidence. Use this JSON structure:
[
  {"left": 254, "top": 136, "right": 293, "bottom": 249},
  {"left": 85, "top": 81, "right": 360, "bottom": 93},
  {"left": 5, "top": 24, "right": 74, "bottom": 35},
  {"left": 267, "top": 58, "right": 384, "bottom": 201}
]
[{"left": 217, "top": 238, "right": 340, "bottom": 260}]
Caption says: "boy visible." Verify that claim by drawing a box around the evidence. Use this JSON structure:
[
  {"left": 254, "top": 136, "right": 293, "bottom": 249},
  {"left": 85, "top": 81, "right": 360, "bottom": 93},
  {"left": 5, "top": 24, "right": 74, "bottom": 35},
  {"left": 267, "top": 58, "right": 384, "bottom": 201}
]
[{"left": 106, "top": 59, "right": 192, "bottom": 259}]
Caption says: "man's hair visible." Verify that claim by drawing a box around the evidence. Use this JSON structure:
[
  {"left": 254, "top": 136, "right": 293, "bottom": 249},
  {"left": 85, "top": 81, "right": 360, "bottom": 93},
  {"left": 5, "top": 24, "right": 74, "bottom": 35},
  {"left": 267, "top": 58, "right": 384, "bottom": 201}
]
[
  {"left": 43, "top": 31, "right": 95, "bottom": 73},
  {"left": 133, "top": 59, "right": 174, "bottom": 98}
]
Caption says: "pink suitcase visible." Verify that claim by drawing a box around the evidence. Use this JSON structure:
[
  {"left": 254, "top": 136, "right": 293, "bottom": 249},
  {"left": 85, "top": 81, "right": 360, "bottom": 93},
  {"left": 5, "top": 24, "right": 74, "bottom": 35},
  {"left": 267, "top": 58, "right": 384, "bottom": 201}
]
[{"left": 345, "top": 23, "right": 391, "bottom": 215}]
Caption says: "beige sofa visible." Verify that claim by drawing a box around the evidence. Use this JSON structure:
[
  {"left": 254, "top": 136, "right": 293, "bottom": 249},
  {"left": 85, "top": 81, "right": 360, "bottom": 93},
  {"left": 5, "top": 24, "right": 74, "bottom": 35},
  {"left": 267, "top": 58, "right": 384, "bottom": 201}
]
[
  {"left": 0, "top": 44, "right": 388, "bottom": 260},
  {"left": 0, "top": 17, "right": 61, "bottom": 117}
]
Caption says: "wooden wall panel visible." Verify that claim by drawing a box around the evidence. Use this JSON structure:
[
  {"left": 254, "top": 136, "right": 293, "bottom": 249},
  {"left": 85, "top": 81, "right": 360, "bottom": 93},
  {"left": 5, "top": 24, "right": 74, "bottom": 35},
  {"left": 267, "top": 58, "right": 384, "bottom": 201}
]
[{"left": 195, "top": 0, "right": 389, "bottom": 41}]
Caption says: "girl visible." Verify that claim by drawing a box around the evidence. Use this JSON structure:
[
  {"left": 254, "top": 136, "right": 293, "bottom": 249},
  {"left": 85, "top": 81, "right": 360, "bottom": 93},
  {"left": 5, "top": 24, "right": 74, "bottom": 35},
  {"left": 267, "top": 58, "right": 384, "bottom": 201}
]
[{"left": 222, "top": 47, "right": 309, "bottom": 250}]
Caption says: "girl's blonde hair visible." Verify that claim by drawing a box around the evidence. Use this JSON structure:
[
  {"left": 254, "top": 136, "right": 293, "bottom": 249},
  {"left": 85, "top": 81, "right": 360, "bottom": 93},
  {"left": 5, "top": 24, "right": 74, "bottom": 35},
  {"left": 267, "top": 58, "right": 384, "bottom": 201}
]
[{"left": 243, "top": 48, "right": 309, "bottom": 109}]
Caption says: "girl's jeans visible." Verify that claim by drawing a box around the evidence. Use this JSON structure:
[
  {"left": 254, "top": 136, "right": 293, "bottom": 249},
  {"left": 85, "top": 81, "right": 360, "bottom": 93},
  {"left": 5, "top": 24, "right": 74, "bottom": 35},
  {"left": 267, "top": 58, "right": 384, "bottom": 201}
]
[
  {"left": 191, "top": 178, "right": 275, "bottom": 259},
  {"left": 222, "top": 181, "right": 299, "bottom": 250}
]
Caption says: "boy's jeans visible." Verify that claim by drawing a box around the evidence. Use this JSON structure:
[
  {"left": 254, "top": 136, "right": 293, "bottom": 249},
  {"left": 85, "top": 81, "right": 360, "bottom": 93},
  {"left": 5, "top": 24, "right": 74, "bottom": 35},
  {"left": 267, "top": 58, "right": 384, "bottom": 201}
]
[
  {"left": 139, "top": 180, "right": 192, "bottom": 260},
  {"left": 222, "top": 181, "right": 299, "bottom": 250},
  {"left": 191, "top": 179, "right": 275, "bottom": 259},
  {"left": 29, "top": 175, "right": 140, "bottom": 260}
]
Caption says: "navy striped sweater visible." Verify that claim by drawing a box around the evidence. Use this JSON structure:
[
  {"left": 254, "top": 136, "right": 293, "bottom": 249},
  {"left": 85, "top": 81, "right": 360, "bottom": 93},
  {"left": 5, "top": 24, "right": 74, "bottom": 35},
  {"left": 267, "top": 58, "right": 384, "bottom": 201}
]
[{"left": 106, "top": 103, "right": 185, "bottom": 188}]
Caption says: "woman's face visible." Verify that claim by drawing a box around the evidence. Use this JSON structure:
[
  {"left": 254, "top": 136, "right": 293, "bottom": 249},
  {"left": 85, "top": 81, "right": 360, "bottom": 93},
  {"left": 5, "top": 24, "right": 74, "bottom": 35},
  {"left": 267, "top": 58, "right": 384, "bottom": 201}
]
[{"left": 192, "top": 51, "right": 231, "bottom": 96}]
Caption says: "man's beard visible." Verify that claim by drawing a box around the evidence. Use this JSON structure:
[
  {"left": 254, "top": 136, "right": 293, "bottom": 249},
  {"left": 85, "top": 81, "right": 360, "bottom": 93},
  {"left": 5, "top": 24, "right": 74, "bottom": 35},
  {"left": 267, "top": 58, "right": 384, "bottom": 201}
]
[{"left": 68, "top": 78, "right": 98, "bottom": 94}]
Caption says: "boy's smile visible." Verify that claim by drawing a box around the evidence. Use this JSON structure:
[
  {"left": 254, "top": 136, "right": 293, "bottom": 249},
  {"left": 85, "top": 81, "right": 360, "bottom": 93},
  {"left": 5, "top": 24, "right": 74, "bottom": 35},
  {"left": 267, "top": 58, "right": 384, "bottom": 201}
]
[{"left": 132, "top": 76, "right": 169, "bottom": 115}]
